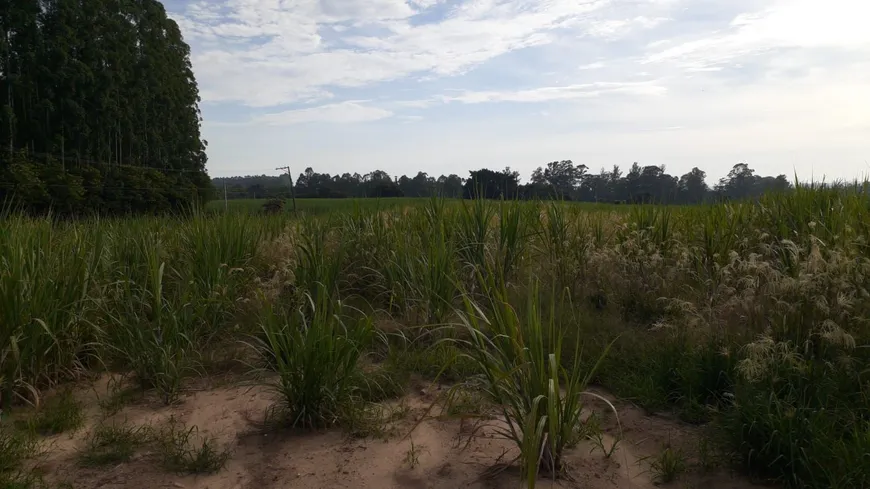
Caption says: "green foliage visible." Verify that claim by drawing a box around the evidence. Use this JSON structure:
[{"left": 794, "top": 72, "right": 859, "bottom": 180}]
[
  {"left": 451, "top": 279, "right": 614, "bottom": 486},
  {"left": 25, "top": 390, "right": 84, "bottom": 435},
  {"left": 384, "top": 339, "right": 477, "bottom": 383},
  {"left": 103, "top": 258, "right": 200, "bottom": 404},
  {"left": 2, "top": 182, "right": 870, "bottom": 489},
  {"left": 0, "top": 427, "right": 37, "bottom": 475},
  {"left": 78, "top": 422, "right": 152, "bottom": 466},
  {"left": 0, "top": 0, "right": 211, "bottom": 216},
  {"left": 648, "top": 444, "right": 688, "bottom": 484},
  {"left": 293, "top": 217, "right": 346, "bottom": 303},
  {"left": 212, "top": 161, "right": 799, "bottom": 207},
  {"left": 0, "top": 216, "right": 104, "bottom": 405},
  {"left": 247, "top": 288, "right": 373, "bottom": 430},
  {"left": 154, "top": 417, "right": 230, "bottom": 474}
]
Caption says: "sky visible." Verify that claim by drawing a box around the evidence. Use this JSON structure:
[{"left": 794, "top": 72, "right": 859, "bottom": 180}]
[{"left": 166, "top": 0, "right": 870, "bottom": 183}]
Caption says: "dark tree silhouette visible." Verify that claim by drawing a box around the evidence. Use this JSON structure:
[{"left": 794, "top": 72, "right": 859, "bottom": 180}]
[
  {"left": 0, "top": 0, "right": 211, "bottom": 214},
  {"left": 214, "top": 161, "right": 797, "bottom": 205}
]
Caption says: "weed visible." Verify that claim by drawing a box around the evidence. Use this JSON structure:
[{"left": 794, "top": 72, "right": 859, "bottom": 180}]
[
  {"left": 585, "top": 414, "right": 620, "bottom": 458},
  {"left": 444, "top": 386, "right": 489, "bottom": 418},
  {"left": 247, "top": 287, "right": 372, "bottom": 430},
  {"left": 0, "top": 471, "right": 46, "bottom": 489},
  {"left": 103, "top": 244, "right": 202, "bottom": 404},
  {"left": 26, "top": 390, "right": 84, "bottom": 436},
  {"left": 78, "top": 422, "right": 152, "bottom": 466},
  {"left": 97, "top": 384, "right": 142, "bottom": 417},
  {"left": 0, "top": 427, "right": 38, "bottom": 474},
  {"left": 355, "top": 362, "right": 408, "bottom": 403},
  {"left": 648, "top": 444, "right": 688, "bottom": 484},
  {"left": 388, "top": 400, "right": 412, "bottom": 421},
  {"left": 449, "top": 277, "right": 616, "bottom": 487},
  {"left": 385, "top": 338, "right": 478, "bottom": 384},
  {"left": 154, "top": 417, "right": 230, "bottom": 474},
  {"left": 338, "top": 402, "right": 395, "bottom": 440},
  {"left": 404, "top": 438, "right": 428, "bottom": 469},
  {"left": 695, "top": 436, "right": 718, "bottom": 473}
]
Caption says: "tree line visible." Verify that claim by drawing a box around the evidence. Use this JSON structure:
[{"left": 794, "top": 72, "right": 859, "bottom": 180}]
[
  {"left": 214, "top": 161, "right": 793, "bottom": 204},
  {"left": 0, "top": 0, "right": 211, "bottom": 215}
]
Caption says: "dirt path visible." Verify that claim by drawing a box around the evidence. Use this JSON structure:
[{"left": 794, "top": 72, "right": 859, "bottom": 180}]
[{"left": 34, "top": 377, "right": 760, "bottom": 489}]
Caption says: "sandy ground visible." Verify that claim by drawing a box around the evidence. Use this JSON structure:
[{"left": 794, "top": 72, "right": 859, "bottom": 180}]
[{"left": 31, "top": 376, "right": 762, "bottom": 489}]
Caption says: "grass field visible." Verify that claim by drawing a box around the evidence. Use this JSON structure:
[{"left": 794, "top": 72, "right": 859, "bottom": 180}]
[
  {"left": 207, "top": 196, "right": 625, "bottom": 215},
  {"left": 207, "top": 197, "right": 428, "bottom": 214},
  {"left": 2, "top": 187, "right": 869, "bottom": 488}
]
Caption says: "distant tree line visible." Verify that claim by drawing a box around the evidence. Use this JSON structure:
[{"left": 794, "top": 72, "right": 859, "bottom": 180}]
[
  {"left": 214, "top": 161, "right": 793, "bottom": 204},
  {"left": 214, "top": 169, "right": 465, "bottom": 200},
  {"left": 0, "top": 0, "right": 212, "bottom": 215}
]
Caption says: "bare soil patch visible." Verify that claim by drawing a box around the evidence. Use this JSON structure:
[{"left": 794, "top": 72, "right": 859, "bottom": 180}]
[{"left": 34, "top": 377, "right": 762, "bottom": 489}]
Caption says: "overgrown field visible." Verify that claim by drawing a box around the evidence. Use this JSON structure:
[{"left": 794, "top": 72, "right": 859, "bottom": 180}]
[{"left": 2, "top": 186, "right": 869, "bottom": 488}]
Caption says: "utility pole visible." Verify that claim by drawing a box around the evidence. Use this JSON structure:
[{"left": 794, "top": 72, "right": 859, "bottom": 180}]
[
  {"left": 275, "top": 166, "right": 298, "bottom": 214},
  {"left": 224, "top": 184, "right": 228, "bottom": 211}
]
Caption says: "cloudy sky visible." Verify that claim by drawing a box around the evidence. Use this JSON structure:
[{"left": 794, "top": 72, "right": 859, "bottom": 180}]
[{"left": 167, "top": 0, "right": 870, "bottom": 183}]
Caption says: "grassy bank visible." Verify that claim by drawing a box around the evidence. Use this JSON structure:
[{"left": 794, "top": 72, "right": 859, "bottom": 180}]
[{"left": 2, "top": 186, "right": 869, "bottom": 488}]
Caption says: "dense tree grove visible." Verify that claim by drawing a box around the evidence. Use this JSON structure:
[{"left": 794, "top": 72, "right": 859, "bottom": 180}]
[
  {"left": 214, "top": 161, "right": 794, "bottom": 204},
  {"left": 0, "top": 0, "right": 211, "bottom": 214}
]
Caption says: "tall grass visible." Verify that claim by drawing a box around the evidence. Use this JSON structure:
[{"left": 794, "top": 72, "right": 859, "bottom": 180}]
[
  {"left": 1, "top": 213, "right": 266, "bottom": 407},
  {"left": 450, "top": 276, "right": 614, "bottom": 486},
  {"left": 2, "top": 184, "right": 868, "bottom": 489},
  {"left": 247, "top": 287, "right": 374, "bottom": 430},
  {"left": 0, "top": 216, "right": 105, "bottom": 406}
]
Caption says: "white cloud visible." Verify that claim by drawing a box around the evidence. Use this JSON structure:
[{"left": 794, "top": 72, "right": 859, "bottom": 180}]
[
  {"left": 578, "top": 61, "right": 605, "bottom": 70},
  {"left": 408, "top": 0, "right": 446, "bottom": 9},
  {"left": 254, "top": 101, "right": 393, "bottom": 124},
  {"left": 173, "top": 0, "right": 672, "bottom": 106},
  {"left": 172, "top": 0, "right": 870, "bottom": 182},
  {"left": 441, "top": 81, "right": 666, "bottom": 104},
  {"left": 645, "top": 0, "right": 870, "bottom": 69}
]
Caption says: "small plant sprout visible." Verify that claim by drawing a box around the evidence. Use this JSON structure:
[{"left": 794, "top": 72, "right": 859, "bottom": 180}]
[
  {"left": 404, "top": 438, "right": 428, "bottom": 469},
  {"left": 648, "top": 441, "right": 688, "bottom": 484},
  {"left": 586, "top": 414, "right": 621, "bottom": 459}
]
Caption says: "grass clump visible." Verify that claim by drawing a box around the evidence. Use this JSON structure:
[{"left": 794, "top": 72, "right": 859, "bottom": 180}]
[
  {"left": 450, "top": 279, "right": 615, "bottom": 487},
  {"left": 0, "top": 427, "right": 38, "bottom": 474},
  {"left": 155, "top": 417, "right": 230, "bottom": 474},
  {"left": 247, "top": 287, "right": 373, "bottom": 430},
  {"left": 647, "top": 444, "right": 688, "bottom": 484},
  {"left": 78, "top": 422, "right": 152, "bottom": 467},
  {"left": 26, "top": 390, "right": 84, "bottom": 436},
  {"left": 97, "top": 384, "right": 143, "bottom": 417},
  {"left": 103, "top": 253, "right": 201, "bottom": 405},
  {"left": 0, "top": 426, "right": 40, "bottom": 489},
  {"left": 397, "top": 344, "right": 478, "bottom": 383}
]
